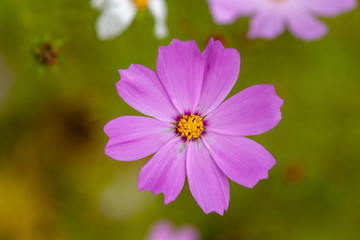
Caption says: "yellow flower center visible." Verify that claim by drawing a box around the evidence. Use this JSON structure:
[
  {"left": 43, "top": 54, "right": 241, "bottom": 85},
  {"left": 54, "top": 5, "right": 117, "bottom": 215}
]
[
  {"left": 133, "top": 0, "right": 148, "bottom": 9},
  {"left": 177, "top": 114, "right": 204, "bottom": 141}
]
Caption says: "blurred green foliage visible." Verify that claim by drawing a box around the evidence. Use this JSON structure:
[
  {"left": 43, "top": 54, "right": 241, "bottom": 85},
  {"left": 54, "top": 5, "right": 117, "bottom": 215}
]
[{"left": 1, "top": 0, "right": 360, "bottom": 239}]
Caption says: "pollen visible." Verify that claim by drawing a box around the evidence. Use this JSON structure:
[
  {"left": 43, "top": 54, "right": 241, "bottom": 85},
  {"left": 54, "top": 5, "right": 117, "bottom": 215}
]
[
  {"left": 133, "top": 0, "right": 148, "bottom": 9},
  {"left": 177, "top": 114, "right": 204, "bottom": 141}
]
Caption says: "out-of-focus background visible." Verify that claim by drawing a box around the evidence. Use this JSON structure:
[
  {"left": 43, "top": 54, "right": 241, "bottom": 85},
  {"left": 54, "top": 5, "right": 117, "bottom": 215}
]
[{"left": 1, "top": 0, "right": 360, "bottom": 239}]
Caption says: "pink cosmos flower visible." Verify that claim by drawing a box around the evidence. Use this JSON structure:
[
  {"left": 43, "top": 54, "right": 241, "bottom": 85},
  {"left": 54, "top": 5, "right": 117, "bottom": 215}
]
[
  {"left": 145, "top": 220, "right": 200, "bottom": 240},
  {"left": 207, "top": 0, "right": 357, "bottom": 41},
  {"left": 104, "top": 39, "right": 283, "bottom": 215}
]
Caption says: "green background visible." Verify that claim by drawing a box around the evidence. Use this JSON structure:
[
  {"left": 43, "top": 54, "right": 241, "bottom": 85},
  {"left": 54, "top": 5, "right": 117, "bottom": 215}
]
[{"left": 0, "top": 0, "right": 359, "bottom": 239}]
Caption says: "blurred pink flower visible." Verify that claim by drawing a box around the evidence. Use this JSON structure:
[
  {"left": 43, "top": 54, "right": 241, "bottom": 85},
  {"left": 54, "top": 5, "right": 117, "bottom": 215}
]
[
  {"left": 145, "top": 220, "right": 200, "bottom": 240},
  {"left": 207, "top": 0, "right": 357, "bottom": 41},
  {"left": 104, "top": 39, "right": 283, "bottom": 215}
]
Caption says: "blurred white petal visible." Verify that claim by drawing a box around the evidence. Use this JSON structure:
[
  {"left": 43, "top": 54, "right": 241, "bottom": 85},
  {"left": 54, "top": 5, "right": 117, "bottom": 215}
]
[
  {"left": 91, "top": 0, "right": 107, "bottom": 10},
  {"left": 148, "top": 0, "right": 168, "bottom": 39},
  {"left": 95, "top": 0, "right": 137, "bottom": 40}
]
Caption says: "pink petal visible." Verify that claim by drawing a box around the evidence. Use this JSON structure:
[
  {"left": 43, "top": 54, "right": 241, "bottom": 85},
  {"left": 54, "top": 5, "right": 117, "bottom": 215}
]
[
  {"left": 247, "top": 10, "right": 286, "bottom": 40},
  {"left": 207, "top": 0, "right": 257, "bottom": 24},
  {"left": 156, "top": 39, "right": 205, "bottom": 114},
  {"left": 117, "top": 64, "right": 179, "bottom": 122},
  {"left": 145, "top": 220, "right": 200, "bottom": 240},
  {"left": 177, "top": 226, "right": 200, "bottom": 240},
  {"left": 104, "top": 116, "right": 175, "bottom": 161},
  {"left": 145, "top": 220, "right": 174, "bottom": 240},
  {"left": 304, "top": 0, "right": 357, "bottom": 17},
  {"left": 206, "top": 85, "right": 283, "bottom": 136},
  {"left": 286, "top": 11, "right": 328, "bottom": 41},
  {"left": 196, "top": 38, "right": 240, "bottom": 115},
  {"left": 186, "top": 141, "right": 229, "bottom": 215},
  {"left": 203, "top": 132, "right": 276, "bottom": 188},
  {"left": 138, "top": 138, "right": 187, "bottom": 204}
]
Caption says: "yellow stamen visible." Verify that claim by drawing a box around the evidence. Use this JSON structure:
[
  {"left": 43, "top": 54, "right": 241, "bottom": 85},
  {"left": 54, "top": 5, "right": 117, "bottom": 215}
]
[
  {"left": 177, "top": 114, "right": 204, "bottom": 141},
  {"left": 133, "top": 0, "right": 148, "bottom": 9}
]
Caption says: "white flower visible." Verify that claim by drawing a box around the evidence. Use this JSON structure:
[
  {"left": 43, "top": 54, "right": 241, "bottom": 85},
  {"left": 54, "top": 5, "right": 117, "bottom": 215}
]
[{"left": 91, "top": 0, "right": 168, "bottom": 40}]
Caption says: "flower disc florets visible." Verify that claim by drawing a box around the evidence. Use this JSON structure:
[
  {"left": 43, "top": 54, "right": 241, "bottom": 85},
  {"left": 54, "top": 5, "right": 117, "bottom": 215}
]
[
  {"left": 133, "top": 0, "right": 147, "bottom": 9},
  {"left": 177, "top": 114, "right": 204, "bottom": 141}
]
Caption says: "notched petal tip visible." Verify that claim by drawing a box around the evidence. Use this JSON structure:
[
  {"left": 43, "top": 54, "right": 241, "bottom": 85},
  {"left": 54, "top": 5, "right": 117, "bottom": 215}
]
[
  {"left": 117, "top": 64, "right": 143, "bottom": 85},
  {"left": 206, "top": 36, "right": 227, "bottom": 50},
  {"left": 258, "top": 84, "right": 284, "bottom": 119},
  {"left": 206, "top": 84, "right": 284, "bottom": 136},
  {"left": 198, "top": 37, "right": 241, "bottom": 115},
  {"left": 265, "top": 84, "right": 284, "bottom": 104},
  {"left": 137, "top": 139, "right": 187, "bottom": 206},
  {"left": 208, "top": 38, "right": 241, "bottom": 65},
  {"left": 208, "top": 36, "right": 215, "bottom": 44},
  {"left": 187, "top": 141, "right": 230, "bottom": 216},
  {"left": 203, "top": 133, "right": 277, "bottom": 190},
  {"left": 246, "top": 158, "right": 276, "bottom": 188},
  {"left": 241, "top": 158, "right": 276, "bottom": 189},
  {"left": 138, "top": 179, "right": 176, "bottom": 204},
  {"left": 138, "top": 183, "right": 177, "bottom": 205},
  {"left": 116, "top": 64, "right": 179, "bottom": 122},
  {"left": 165, "top": 39, "right": 199, "bottom": 50},
  {"left": 118, "top": 63, "right": 140, "bottom": 75},
  {"left": 156, "top": 38, "right": 205, "bottom": 114},
  {"left": 244, "top": 168, "right": 271, "bottom": 189},
  {"left": 164, "top": 193, "right": 177, "bottom": 205},
  {"left": 104, "top": 116, "right": 174, "bottom": 161},
  {"left": 205, "top": 36, "right": 232, "bottom": 53},
  {"left": 201, "top": 200, "right": 229, "bottom": 215}
]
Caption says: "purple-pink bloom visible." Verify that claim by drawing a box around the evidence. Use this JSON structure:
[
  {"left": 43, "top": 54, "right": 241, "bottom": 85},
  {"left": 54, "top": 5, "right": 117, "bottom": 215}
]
[
  {"left": 145, "top": 220, "right": 199, "bottom": 240},
  {"left": 104, "top": 39, "right": 283, "bottom": 215},
  {"left": 207, "top": 0, "right": 357, "bottom": 41}
]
